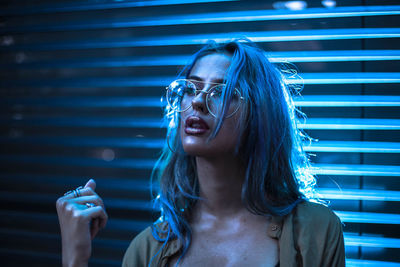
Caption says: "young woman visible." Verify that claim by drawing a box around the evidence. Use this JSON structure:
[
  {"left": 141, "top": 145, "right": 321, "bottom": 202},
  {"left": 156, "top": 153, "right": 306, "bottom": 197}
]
[{"left": 56, "top": 40, "right": 345, "bottom": 267}]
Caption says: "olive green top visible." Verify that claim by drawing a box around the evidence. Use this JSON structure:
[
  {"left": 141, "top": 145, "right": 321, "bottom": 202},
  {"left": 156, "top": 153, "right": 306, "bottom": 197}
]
[{"left": 122, "top": 201, "right": 345, "bottom": 267}]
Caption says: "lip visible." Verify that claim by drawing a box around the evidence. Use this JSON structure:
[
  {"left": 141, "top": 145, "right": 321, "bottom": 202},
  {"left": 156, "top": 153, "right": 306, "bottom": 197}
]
[{"left": 184, "top": 116, "right": 210, "bottom": 135}]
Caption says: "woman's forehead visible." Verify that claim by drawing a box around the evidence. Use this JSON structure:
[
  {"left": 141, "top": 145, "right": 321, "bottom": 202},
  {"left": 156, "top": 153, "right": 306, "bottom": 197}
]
[{"left": 189, "top": 53, "right": 231, "bottom": 83}]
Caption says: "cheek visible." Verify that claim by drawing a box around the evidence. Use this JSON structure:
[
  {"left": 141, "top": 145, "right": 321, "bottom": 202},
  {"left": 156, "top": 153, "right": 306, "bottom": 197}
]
[{"left": 212, "top": 120, "right": 240, "bottom": 151}]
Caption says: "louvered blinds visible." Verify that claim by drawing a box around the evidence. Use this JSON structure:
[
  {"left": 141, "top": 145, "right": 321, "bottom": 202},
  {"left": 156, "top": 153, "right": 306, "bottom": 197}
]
[{"left": 0, "top": 0, "right": 399, "bottom": 266}]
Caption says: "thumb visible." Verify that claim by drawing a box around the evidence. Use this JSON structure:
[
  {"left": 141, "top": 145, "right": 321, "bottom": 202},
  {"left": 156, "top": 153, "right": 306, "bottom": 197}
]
[{"left": 84, "top": 178, "right": 96, "bottom": 191}]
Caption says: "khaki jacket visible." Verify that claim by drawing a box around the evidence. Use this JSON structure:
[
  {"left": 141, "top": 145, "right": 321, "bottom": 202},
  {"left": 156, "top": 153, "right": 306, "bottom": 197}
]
[{"left": 122, "top": 201, "right": 345, "bottom": 267}]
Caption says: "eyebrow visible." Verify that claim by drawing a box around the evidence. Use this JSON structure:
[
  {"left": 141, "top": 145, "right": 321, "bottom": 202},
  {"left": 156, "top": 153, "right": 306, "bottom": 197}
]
[{"left": 188, "top": 75, "right": 225, "bottom": 84}]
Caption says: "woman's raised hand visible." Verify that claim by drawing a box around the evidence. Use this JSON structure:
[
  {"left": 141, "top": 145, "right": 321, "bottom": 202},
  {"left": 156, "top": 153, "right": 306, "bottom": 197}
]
[{"left": 56, "top": 179, "right": 108, "bottom": 267}]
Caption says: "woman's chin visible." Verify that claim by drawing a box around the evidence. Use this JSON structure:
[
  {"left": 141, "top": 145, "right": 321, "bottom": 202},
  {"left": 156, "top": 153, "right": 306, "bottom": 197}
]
[{"left": 182, "top": 143, "right": 209, "bottom": 156}]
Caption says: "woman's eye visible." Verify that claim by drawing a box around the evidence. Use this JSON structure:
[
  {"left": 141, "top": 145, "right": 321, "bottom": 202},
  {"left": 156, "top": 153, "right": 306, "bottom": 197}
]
[
  {"left": 232, "top": 90, "right": 240, "bottom": 101},
  {"left": 184, "top": 86, "right": 195, "bottom": 96},
  {"left": 212, "top": 85, "right": 224, "bottom": 97}
]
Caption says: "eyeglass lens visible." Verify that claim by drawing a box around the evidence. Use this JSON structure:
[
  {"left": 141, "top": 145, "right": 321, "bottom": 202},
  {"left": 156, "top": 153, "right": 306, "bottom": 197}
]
[{"left": 166, "top": 79, "right": 241, "bottom": 117}]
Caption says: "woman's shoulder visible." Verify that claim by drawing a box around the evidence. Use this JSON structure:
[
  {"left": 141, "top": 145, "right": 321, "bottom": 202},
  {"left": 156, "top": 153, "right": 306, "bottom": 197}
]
[
  {"left": 122, "top": 222, "right": 178, "bottom": 267},
  {"left": 287, "top": 200, "right": 346, "bottom": 266},
  {"left": 296, "top": 200, "right": 337, "bottom": 219},
  {"left": 293, "top": 200, "right": 342, "bottom": 228},
  {"left": 122, "top": 225, "right": 161, "bottom": 267},
  {"left": 289, "top": 200, "right": 345, "bottom": 251}
]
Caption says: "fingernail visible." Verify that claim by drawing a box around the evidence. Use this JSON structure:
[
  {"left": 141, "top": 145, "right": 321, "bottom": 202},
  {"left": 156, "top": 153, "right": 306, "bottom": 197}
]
[{"left": 84, "top": 179, "right": 92, "bottom": 187}]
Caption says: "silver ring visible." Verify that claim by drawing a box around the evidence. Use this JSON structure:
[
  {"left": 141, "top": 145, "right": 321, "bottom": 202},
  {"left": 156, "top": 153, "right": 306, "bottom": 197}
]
[
  {"left": 85, "top": 202, "right": 96, "bottom": 208},
  {"left": 76, "top": 186, "right": 84, "bottom": 197},
  {"left": 64, "top": 190, "right": 73, "bottom": 196},
  {"left": 64, "top": 186, "right": 83, "bottom": 197}
]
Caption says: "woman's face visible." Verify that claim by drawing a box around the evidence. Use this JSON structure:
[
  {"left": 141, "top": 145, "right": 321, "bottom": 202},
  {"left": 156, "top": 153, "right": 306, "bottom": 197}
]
[{"left": 180, "top": 53, "right": 243, "bottom": 157}]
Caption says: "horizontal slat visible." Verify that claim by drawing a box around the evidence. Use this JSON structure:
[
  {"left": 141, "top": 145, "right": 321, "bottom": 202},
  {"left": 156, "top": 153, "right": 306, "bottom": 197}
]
[
  {"left": 312, "top": 164, "right": 400, "bottom": 176},
  {"left": 335, "top": 211, "right": 400, "bottom": 224},
  {"left": 0, "top": 227, "right": 128, "bottom": 258},
  {"left": 346, "top": 259, "right": 400, "bottom": 267},
  {"left": 344, "top": 234, "right": 400, "bottom": 248},
  {"left": 2, "top": 95, "right": 399, "bottom": 108},
  {"left": 297, "top": 73, "right": 400, "bottom": 84},
  {"left": 1, "top": 117, "right": 165, "bottom": 128},
  {"left": 0, "top": 136, "right": 165, "bottom": 148},
  {"left": 319, "top": 188, "right": 400, "bottom": 201},
  {"left": 0, "top": 155, "right": 157, "bottom": 169},
  {"left": 0, "top": 0, "right": 235, "bottom": 16},
  {"left": 0, "top": 97, "right": 164, "bottom": 107},
  {"left": 2, "top": 28, "right": 399, "bottom": 51},
  {"left": 0, "top": 248, "right": 121, "bottom": 267},
  {"left": 2, "top": 137, "right": 400, "bottom": 153},
  {"left": 3, "top": 117, "right": 400, "bottom": 130},
  {"left": 0, "top": 227, "right": 128, "bottom": 248},
  {"left": 269, "top": 50, "right": 400, "bottom": 62},
  {"left": 1, "top": 73, "right": 399, "bottom": 89},
  {"left": 2, "top": 50, "right": 400, "bottom": 70},
  {"left": 299, "top": 118, "right": 400, "bottom": 130},
  {"left": 0, "top": 210, "right": 151, "bottom": 233},
  {"left": 295, "top": 95, "right": 400, "bottom": 107},
  {"left": 1, "top": 155, "right": 399, "bottom": 177},
  {"left": 0, "top": 76, "right": 172, "bottom": 88},
  {"left": 0, "top": 191, "right": 153, "bottom": 211},
  {"left": 3, "top": 6, "right": 400, "bottom": 33},
  {"left": 0, "top": 173, "right": 151, "bottom": 192},
  {"left": 304, "top": 141, "right": 400, "bottom": 153}
]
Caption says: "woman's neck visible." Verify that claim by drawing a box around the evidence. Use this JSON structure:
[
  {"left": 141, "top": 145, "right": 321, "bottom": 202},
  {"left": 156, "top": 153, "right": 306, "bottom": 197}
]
[{"left": 194, "top": 155, "right": 247, "bottom": 218}]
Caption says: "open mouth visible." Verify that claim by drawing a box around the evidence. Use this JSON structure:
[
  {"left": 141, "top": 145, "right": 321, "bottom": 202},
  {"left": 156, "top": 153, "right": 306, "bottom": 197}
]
[{"left": 185, "top": 116, "right": 210, "bottom": 135}]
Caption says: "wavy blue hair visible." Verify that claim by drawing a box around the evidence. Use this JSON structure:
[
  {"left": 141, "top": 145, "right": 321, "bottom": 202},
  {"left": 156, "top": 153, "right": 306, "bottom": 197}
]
[{"left": 150, "top": 39, "right": 318, "bottom": 264}]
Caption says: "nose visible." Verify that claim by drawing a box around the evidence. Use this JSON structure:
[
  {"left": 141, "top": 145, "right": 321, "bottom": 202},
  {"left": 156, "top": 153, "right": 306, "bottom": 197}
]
[{"left": 191, "top": 89, "right": 208, "bottom": 114}]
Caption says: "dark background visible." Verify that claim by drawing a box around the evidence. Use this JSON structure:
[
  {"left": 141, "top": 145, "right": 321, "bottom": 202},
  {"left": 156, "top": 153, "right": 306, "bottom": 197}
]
[{"left": 0, "top": 0, "right": 399, "bottom": 266}]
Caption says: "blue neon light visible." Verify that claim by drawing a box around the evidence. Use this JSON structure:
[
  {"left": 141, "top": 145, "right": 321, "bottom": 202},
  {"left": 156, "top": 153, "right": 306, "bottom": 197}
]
[
  {"left": 344, "top": 234, "right": 400, "bottom": 248},
  {"left": 346, "top": 259, "right": 400, "bottom": 267},
  {"left": 312, "top": 164, "right": 400, "bottom": 176},
  {"left": 304, "top": 141, "right": 400, "bottom": 153},
  {"left": 2, "top": 51, "right": 399, "bottom": 70},
  {"left": 2, "top": 95, "right": 400, "bottom": 108},
  {"left": 2, "top": 28, "right": 400, "bottom": 51},
  {"left": 319, "top": 188, "right": 400, "bottom": 201},
  {"left": 0, "top": 136, "right": 165, "bottom": 149},
  {"left": 300, "top": 118, "right": 400, "bottom": 130},
  {"left": 3, "top": 117, "right": 400, "bottom": 131},
  {"left": 268, "top": 50, "right": 400, "bottom": 62},
  {"left": 1, "top": 73, "right": 399, "bottom": 89},
  {"left": 335, "top": 211, "right": 400, "bottom": 224},
  {"left": 295, "top": 95, "right": 400, "bottom": 107},
  {"left": 2, "top": 137, "right": 399, "bottom": 154},
  {"left": 0, "top": 0, "right": 236, "bottom": 16},
  {"left": 0, "top": 155, "right": 157, "bottom": 169},
  {"left": 2, "top": 6, "right": 400, "bottom": 33},
  {"left": 292, "top": 73, "right": 400, "bottom": 84}
]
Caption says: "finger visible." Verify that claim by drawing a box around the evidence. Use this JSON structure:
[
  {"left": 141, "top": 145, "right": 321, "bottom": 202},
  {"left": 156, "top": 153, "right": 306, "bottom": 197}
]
[
  {"left": 61, "top": 186, "right": 84, "bottom": 200},
  {"left": 61, "top": 179, "right": 96, "bottom": 200},
  {"left": 81, "top": 206, "right": 108, "bottom": 226},
  {"left": 83, "top": 207, "right": 107, "bottom": 239},
  {"left": 72, "top": 195, "right": 105, "bottom": 209},
  {"left": 84, "top": 179, "right": 96, "bottom": 191},
  {"left": 64, "top": 186, "right": 98, "bottom": 200}
]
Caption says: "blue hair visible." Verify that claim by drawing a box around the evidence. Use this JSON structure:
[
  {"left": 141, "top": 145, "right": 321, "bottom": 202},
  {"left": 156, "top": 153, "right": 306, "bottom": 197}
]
[{"left": 150, "top": 39, "right": 318, "bottom": 265}]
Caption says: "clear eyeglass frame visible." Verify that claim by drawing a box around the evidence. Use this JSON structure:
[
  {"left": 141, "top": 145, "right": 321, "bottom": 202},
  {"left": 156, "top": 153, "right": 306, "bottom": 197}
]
[{"left": 165, "top": 79, "right": 244, "bottom": 118}]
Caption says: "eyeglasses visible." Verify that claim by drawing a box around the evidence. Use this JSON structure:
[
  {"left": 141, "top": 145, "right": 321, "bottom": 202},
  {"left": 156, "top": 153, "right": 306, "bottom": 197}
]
[{"left": 165, "top": 79, "right": 244, "bottom": 118}]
